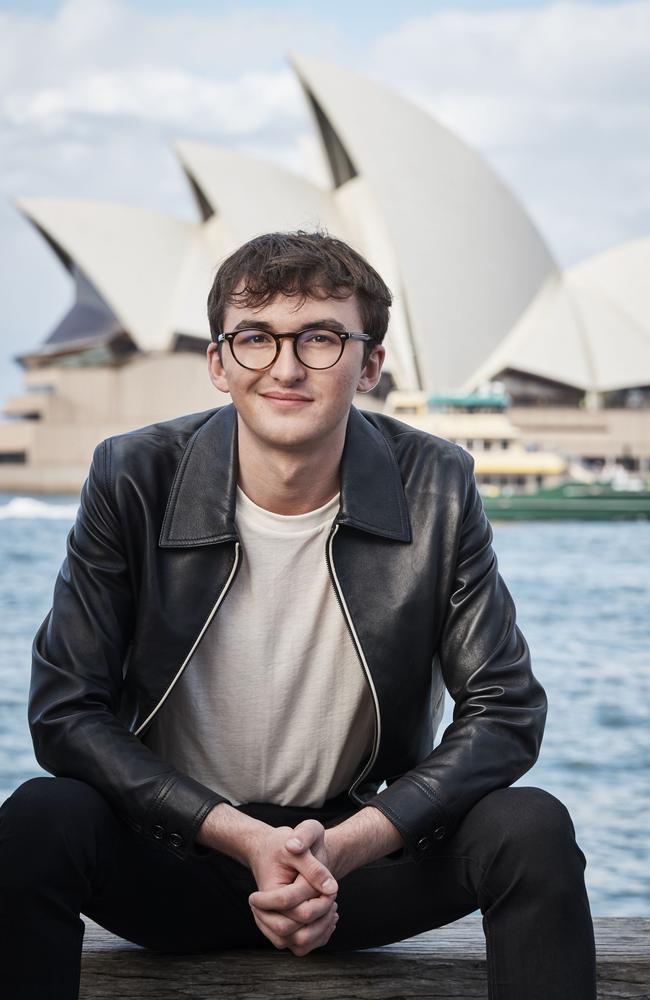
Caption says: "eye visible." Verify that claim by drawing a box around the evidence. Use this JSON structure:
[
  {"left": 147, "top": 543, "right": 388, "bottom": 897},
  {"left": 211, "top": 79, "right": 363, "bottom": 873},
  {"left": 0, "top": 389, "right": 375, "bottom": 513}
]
[
  {"left": 299, "top": 329, "right": 341, "bottom": 346},
  {"left": 236, "top": 330, "right": 274, "bottom": 347}
]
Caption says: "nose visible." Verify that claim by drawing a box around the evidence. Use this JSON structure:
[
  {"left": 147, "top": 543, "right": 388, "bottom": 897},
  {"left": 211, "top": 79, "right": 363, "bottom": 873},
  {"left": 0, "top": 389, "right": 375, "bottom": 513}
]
[{"left": 269, "top": 337, "right": 306, "bottom": 382}]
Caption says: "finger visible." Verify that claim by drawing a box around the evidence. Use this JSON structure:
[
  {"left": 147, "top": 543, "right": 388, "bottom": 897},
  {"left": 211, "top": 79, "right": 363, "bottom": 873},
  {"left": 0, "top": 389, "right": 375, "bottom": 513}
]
[
  {"left": 286, "top": 909, "right": 335, "bottom": 955},
  {"left": 250, "top": 886, "right": 337, "bottom": 941},
  {"left": 288, "top": 909, "right": 340, "bottom": 957},
  {"left": 251, "top": 909, "right": 289, "bottom": 952},
  {"left": 251, "top": 901, "right": 338, "bottom": 955},
  {"left": 280, "top": 894, "right": 338, "bottom": 927},
  {"left": 250, "top": 905, "right": 302, "bottom": 940},
  {"left": 249, "top": 883, "right": 311, "bottom": 912},
  {"left": 251, "top": 895, "right": 337, "bottom": 938},
  {"left": 249, "top": 873, "right": 325, "bottom": 912}
]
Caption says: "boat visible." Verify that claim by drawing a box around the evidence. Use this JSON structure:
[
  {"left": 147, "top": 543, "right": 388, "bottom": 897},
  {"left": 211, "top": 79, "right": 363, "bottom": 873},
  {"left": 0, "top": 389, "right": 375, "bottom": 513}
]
[
  {"left": 383, "top": 387, "right": 650, "bottom": 520},
  {"left": 479, "top": 479, "right": 650, "bottom": 520}
]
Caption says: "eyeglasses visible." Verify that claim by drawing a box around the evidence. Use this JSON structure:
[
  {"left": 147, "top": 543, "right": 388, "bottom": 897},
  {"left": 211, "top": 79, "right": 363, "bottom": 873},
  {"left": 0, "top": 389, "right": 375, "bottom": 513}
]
[{"left": 216, "top": 328, "right": 373, "bottom": 371}]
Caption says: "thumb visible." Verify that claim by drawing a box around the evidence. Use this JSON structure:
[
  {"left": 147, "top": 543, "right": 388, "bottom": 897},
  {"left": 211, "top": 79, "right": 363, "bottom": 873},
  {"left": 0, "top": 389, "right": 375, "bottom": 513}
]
[
  {"left": 285, "top": 818, "right": 325, "bottom": 853},
  {"left": 291, "top": 847, "right": 338, "bottom": 896}
]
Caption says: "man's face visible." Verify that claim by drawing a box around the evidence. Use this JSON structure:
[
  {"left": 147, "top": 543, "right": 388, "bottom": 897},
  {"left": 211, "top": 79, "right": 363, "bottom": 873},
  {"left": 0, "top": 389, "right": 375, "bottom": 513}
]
[{"left": 207, "top": 287, "right": 385, "bottom": 451}]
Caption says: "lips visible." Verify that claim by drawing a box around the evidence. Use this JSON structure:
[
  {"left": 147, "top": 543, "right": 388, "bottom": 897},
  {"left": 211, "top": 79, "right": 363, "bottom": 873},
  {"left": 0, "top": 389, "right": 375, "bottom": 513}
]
[{"left": 261, "top": 392, "right": 313, "bottom": 403}]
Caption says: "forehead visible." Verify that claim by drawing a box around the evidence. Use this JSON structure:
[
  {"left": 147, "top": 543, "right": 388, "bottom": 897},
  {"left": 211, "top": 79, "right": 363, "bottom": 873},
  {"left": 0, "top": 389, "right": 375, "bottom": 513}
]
[{"left": 223, "top": 285, "right": 362, "bottom": 331}]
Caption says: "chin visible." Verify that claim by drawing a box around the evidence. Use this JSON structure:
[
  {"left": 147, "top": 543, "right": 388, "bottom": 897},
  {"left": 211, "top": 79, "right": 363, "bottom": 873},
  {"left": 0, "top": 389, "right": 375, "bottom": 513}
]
[
  {"left": 261, "top": 424, "right": 319, "bottom": 449},
  {"left": 251, "top": 402, "right": 309, "bottom": 432}
]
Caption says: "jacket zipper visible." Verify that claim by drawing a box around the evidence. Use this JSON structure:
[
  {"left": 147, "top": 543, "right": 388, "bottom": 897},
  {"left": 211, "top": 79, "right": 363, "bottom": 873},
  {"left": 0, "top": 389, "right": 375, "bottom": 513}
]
[
  {"left": 134, "top": 542, "right": 241, "bottom": 737},
  {"left": 326, "top": 523, "right": 381, "bottom": 802}
]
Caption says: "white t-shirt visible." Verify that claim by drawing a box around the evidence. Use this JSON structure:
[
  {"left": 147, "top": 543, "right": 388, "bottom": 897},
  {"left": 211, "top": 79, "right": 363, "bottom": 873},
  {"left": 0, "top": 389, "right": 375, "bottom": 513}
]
[{"left": 145, "top": 486, "right": 375, "bottom": 806}]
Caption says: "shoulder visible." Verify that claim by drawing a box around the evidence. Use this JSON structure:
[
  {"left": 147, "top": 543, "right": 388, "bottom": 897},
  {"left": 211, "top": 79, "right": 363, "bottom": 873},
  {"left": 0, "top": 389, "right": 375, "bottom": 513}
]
[
  {"left": 90, "top": 406, "right": 223, "bottom": 502},
  {"left": 100, "top": 406, "right": 219, "bottom": 464},
  {"left": 108, "top": 406, "right": 220, "bottom": 453},
  {"left": 355, "top": 409, "right": 478, "bottom": 529},
  {"left": 357, "top": 407, "right": 474, "bottom": 481}
]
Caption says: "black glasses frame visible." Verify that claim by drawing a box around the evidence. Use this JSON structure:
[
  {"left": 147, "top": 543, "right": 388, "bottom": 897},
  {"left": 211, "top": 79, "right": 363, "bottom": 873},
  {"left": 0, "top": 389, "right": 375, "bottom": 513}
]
[{"left": 216, "top": 329, "right": 373, "bottom": 371}]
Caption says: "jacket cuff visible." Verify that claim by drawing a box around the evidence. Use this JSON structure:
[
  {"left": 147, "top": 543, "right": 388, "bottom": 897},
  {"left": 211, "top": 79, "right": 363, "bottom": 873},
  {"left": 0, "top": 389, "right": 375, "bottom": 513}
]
[
  {"left": 142, "top": 774, "right": 232, "bottom": 860},
  {"left": 364, "top": 775, "right": 450, "bottom": 860}
]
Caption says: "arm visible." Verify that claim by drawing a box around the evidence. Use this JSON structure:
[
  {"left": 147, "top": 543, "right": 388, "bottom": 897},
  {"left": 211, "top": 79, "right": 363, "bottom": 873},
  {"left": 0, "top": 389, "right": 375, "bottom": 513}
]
[
  {"left": 365, "top": 450, "right": 548, "bottom": 856},
  {"left": 324, "top": 805, "right": 404, "bottom": 878},
  {"left": 28, "top": 439, "right": 230, "bottom": 859}
]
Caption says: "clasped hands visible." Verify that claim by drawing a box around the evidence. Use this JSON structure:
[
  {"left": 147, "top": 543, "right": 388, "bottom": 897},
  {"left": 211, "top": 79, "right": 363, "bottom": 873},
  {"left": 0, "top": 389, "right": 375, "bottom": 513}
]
[{"left": 247, "top": 818, "right": 340, "bottom": 956}]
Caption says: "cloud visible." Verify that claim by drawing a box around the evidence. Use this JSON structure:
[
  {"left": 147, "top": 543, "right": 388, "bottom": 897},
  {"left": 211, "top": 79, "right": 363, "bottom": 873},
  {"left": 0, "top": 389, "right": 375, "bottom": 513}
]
[
  {"left": 0, "top": 0, "right": 351, "bottom": 86},
  {"left": 371, "top": 2, "right": 650, "bottom": 98},
  {"left": 367, "top": 2, "right": 650, "bottom": 264},
  {"left": 4, "top": 66, "right": 305, "bottom": 138}
]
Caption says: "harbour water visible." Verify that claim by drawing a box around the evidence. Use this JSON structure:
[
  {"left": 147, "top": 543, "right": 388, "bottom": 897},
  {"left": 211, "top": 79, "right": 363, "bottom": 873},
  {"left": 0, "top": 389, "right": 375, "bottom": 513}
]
[{"left": 0, "top": 493, "right": 648, "bottom": 916}]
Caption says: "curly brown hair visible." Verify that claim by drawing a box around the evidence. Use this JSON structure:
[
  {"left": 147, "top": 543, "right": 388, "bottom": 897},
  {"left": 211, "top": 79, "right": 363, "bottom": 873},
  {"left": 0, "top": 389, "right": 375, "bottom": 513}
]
[{"left": 207, "top": 230, "right": 392, "bottom": 359}]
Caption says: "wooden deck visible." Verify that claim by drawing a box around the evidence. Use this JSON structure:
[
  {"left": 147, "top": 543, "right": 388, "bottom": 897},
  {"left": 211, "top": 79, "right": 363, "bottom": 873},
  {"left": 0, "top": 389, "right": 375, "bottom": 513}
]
[{"left": 79, "top": 915, "right": 650, "bottom": 999}]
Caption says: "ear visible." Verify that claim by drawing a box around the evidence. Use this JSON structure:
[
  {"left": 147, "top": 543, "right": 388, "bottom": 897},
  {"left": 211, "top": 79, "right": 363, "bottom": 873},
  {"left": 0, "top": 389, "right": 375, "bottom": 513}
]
[
  {"left": 207, "top": 341, "right": 231, "bottom": 395},
  {"left": 357, "top": 344, "right": 386, "bottom": 394}
]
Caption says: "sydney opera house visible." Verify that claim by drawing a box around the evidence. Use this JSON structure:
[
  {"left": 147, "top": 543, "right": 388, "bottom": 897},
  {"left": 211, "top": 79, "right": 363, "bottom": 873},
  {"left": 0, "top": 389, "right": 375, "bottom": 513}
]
[{"left": 2, "top": 54, "right": 649, "bottom": 491}]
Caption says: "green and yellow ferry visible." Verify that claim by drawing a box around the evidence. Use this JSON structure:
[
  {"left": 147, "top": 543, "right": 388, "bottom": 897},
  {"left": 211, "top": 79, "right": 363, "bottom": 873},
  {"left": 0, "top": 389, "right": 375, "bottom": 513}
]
[{"left": 383, "top": 389, "right": 650, "bottom": 521}]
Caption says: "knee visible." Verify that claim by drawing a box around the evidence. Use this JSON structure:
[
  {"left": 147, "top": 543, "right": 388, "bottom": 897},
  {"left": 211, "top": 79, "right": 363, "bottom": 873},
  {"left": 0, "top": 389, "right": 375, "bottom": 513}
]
[
  {"left": 0, "top": 777, "right": 112, "bottom": 909},
  {"left": 479, "top": 786, "right": 585, "bottom": 880},
  {"left": 1, "top": 776, "right": 112, "bottom": 851},
  {"left": 499, "top": 786, "right": 575, "bottom": 845}
]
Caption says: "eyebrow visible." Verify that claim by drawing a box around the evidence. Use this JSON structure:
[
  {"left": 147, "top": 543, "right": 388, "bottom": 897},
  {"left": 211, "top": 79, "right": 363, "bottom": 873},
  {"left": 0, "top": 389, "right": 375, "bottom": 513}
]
[{"left": 230, "top": 318, "right": 349, "bottom": 333}]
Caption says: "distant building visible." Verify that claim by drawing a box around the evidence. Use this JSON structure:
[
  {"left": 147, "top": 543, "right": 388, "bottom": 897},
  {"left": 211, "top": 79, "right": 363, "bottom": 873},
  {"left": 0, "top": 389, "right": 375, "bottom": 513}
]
[{"left": 2, "top": 53, "right": 649, "bottom": 492}]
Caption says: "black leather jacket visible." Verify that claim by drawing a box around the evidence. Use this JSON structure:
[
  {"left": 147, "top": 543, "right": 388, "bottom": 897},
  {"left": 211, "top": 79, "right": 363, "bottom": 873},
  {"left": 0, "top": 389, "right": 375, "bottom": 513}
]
[{"left": 29, "top": 403, "right": 547, "bottom": 861}]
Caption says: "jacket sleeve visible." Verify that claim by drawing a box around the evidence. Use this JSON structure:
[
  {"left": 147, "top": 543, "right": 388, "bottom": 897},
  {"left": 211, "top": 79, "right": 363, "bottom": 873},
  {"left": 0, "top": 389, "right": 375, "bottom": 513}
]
[
  {"left": 366, "top": 449, "right": 548, "bottom": 858},
  {"left": 28, "top": 439, "right": 231, "bottom": 860}
]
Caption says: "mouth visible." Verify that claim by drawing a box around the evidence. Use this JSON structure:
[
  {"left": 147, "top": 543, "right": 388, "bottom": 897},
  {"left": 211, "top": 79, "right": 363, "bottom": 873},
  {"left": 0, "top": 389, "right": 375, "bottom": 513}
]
[{"left": 260, "top": 392, "right": 314, "bottom": 408}]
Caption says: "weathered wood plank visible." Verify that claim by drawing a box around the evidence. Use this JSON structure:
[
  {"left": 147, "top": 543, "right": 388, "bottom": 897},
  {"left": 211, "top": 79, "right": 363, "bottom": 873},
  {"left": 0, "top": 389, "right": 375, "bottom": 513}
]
[{"left": 79, "top": 916, "right": 650, "bottom": 1000}]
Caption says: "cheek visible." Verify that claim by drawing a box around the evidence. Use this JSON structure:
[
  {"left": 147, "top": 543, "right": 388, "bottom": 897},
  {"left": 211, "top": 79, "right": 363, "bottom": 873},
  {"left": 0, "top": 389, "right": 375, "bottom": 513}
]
[
  {"left": 333, "top": 367, "right": 363, "bottom": 399},
  {"left": 225, "top": 371, "right": 258, "bottom": 398}
]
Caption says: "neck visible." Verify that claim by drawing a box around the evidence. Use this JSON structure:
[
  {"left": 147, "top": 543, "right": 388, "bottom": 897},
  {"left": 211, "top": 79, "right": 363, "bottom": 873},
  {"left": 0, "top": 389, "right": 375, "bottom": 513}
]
[{"left": 235, "top": 417, "right": 347, "bottom": 515}]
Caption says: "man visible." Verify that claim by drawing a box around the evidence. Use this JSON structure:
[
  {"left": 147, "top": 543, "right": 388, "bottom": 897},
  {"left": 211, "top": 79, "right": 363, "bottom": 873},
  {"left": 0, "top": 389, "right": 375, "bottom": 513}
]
[{"left": 0, "top": 231, "right": 596, "bottom": 998}]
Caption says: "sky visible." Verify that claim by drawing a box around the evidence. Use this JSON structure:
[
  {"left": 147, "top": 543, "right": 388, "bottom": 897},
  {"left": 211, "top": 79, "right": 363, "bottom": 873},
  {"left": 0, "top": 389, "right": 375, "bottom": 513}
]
[{"left": 1, "top": 0, "right": 649, "bottom": 405}]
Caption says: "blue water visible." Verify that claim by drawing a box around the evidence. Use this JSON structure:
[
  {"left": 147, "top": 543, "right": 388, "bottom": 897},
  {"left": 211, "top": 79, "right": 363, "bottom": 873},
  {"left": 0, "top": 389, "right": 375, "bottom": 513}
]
[{"left": 1, "top": 493, "right": 648, "bottom": 916}]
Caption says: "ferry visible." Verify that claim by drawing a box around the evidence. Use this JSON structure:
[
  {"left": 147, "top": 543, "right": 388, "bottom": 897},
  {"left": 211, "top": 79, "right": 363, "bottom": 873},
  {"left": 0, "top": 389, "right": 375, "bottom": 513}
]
[{"left": 383, "top": 388, "right": 650, "bottom": 521}]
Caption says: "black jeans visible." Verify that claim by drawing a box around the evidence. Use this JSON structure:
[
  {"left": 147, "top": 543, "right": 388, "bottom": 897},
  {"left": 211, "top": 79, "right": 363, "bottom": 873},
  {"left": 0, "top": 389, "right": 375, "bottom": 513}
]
[{"left": 0, "top": 776, "right": 596, "bottom": 1000}]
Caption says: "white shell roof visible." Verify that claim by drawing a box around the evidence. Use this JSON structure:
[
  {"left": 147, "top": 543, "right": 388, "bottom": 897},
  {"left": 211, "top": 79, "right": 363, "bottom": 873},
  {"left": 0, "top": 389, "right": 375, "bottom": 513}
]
[
  {"left": 175, "top": 140, "right": 346, "bottom": 241},
  {"left": 290, "top": 53, "right": 559, "bottom": 392},
  {"left": 465, "top": 242, "right": 650, "bottom": 392},
  {"left": 568, "top": 237, "right": 650, "bottom": 328},
  {"left": 16, "top": 197, "right": 218, "bottom": 349}
]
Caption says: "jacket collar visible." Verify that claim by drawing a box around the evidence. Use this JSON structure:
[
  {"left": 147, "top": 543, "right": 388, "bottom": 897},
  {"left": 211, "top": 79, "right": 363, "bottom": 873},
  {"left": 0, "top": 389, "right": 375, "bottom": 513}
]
[{"left": 159, "top": 403, "right": 411, "bottom": 547}]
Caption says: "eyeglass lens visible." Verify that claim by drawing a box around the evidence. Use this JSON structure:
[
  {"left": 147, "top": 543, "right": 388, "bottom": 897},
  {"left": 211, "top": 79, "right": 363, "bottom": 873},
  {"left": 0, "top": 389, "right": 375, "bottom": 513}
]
[{"left": 231, "top": 329, "right": 344, "bottom": 370}]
